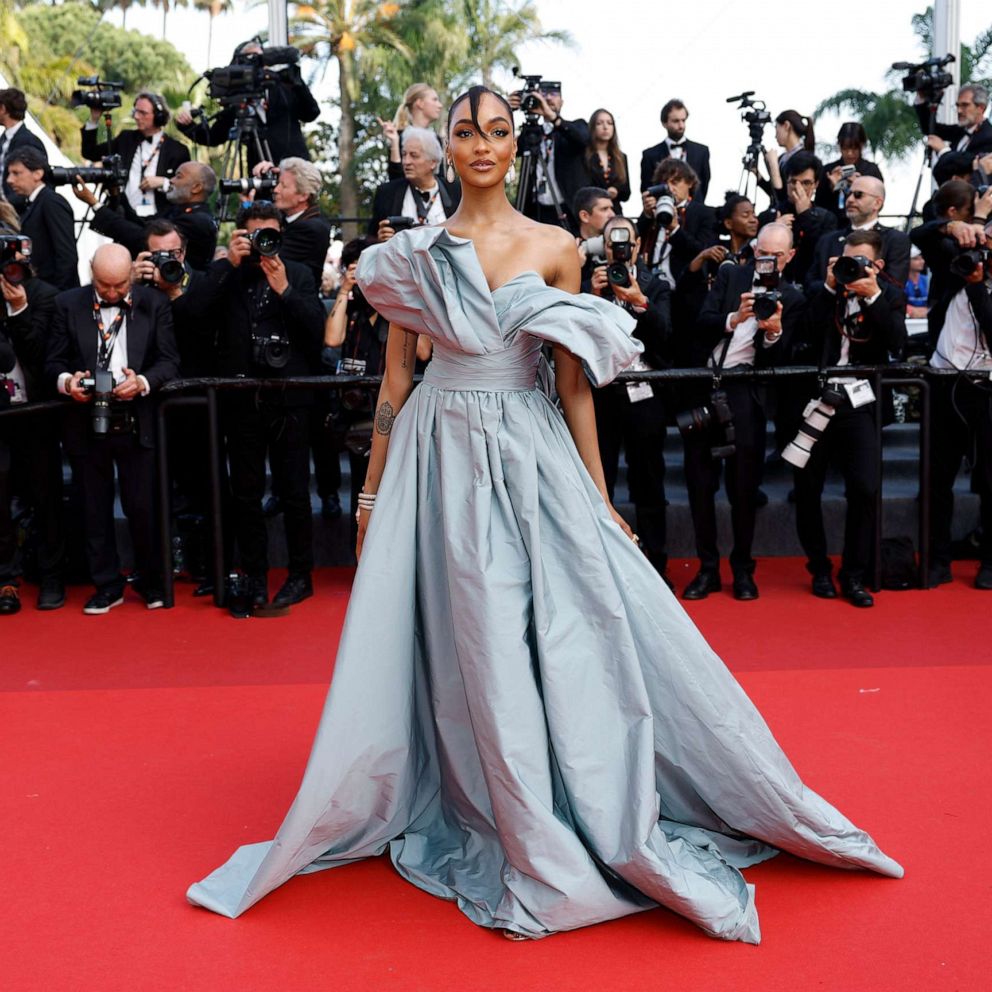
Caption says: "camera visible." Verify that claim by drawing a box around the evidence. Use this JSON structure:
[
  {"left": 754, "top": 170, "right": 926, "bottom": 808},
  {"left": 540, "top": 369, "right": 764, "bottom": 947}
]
[
  {"left": 949, "top": 246, "right": 991, "bottom": 280},
  {"left": 751, "top": 255, "right": 782, "bottom": 320},
  {"left": 582, "top": 234, "right": 606, "bottom": 263},
  {"left": 727, "top": 91, "right": 772, "bottom": 171},
  {"left": 836, "top": 163, "right": 857, "bottom": 193},
  {"left": 512, "top": 68, "right": 558, "bottom": 117},
  {"left": 0, "top": 234, "right": 32, "bottom": 286},
  {"left": 50, "top": 154, "right": 129, "bottom": 190},
  {"left": 252, "top": 331, "right": 291, "bottom": 369},
  {"left": 645, "top": 182, "right": 676, "bottom": 227},
  {"left": 147, "top": 250, "right": 185, "bottom": 286},
  {"left": 78, "top": 369, "right": 116, "bottom": 437},
  {"left": 204, "top": 45, "right": 301, "bottom": 105},
  {"left": 385, "top": 216, "right": 416, "bottom": 232},
  {"left": 606, "top": 226, "right": 634, "bottom": 288},
  {"left": 219, "top": 176, "right": 278, "bottom": 197},
  {"left": 781, "top": 386, "right": 848, "bottom": 469},
  {"left": 893, "top": 54, "right": 955, "bottom": 104},
  {"left": 833, "top": 254, "right": 873, "bottom": 287},
  {"left": 70, "top": 76, "right": 124, "bottom": 111},
  {"left": 677, "top": 389, "right": 736, "bottom": 459},
  {"left": 248, "top": 227, "right": 282, "bottom": 259}
]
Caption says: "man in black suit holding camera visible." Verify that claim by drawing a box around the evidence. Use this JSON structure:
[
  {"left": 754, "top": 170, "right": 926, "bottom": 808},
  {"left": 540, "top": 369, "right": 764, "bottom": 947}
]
[{"left": 640, "top": 99, "right": 711, "bottom": 203}]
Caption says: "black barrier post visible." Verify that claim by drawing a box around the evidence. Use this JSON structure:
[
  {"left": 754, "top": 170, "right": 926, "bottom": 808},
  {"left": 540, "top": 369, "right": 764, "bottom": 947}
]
[
  {"left": 916, "top": 377, "right": 931, "bottom": 587},
  {"left": 872, "top": 370, "right": 884, "bottom": 593},
  {"left": 206, "top": 386, "right": 226, "bottom": 608}
]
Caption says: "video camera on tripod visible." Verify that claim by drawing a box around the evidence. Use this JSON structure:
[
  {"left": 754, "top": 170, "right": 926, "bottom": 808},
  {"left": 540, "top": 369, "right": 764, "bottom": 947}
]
[
  {"left": 203, "top": 45, "right": 302, "bottom": 106},
  {"left": 727, "top": 91, "right": 771, "bottom": 173},
  {"left": 70, "top": 76, "right": 124, "bottom": 112},
  {"left": 893, "top": 53, "right": 955, "bottom": 104}
]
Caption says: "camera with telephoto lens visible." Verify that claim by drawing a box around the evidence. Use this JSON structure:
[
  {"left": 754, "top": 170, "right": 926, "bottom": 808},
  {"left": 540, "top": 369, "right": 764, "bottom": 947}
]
[
  {"left": 782, "top": 385, "right": 849, "bottom": 469},
  {"left": 78, "top": 369, "right": 116, "bottom": 437},
  {"left": 219, "top": 176, "right": 278, "bottom": 197},
  {"left": 677, "top": 389, "right": 737, "bottom": 459},
  {"left": 146, "top": 251, "right": 184, "bottom": 286},
  {"left": 606, "top": 226, "right": 634, "bottom": 288},
  {"left": 645, "top": 182, "right": 676, "bottom": 227},
  {"left": 204, "top": 45, "right": 301, "bottom": 105},
  {"left": 0, "top": 234, "right": 32, "bottom": 286},
  {"left": 248, "top": 227, "right": 282, "bottom": 259},
  {"left": 949, "top": 246, "right": 991, "bottom": 280},
  {"left": 833, "top": 254, "right": 874, "bottom": 287},
  {"left": 751, "top": 255, "right": 782, "bottom": 320},
  {"left": 893, "top": 54, "right": 955, "bottom": 103},
  {"left": 70, "top": 75, "right": 124, "bottom": 111},
  {"left": 50, "top": 154, "right": 129, "bottom": 190}
]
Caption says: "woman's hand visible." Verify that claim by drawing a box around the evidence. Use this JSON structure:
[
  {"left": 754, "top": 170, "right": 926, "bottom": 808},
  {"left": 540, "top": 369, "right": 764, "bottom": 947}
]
[
  {"left": 355, "top": 507, "right": 370, "bottom": 561},
  {"left": 609, "top": 503, "right": 636, "bottom": 542}
]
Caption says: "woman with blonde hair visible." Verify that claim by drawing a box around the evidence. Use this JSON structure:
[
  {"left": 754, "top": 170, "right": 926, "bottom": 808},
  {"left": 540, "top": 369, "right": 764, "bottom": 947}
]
[{"left": 380, "top": 83, "right": 444, "bottom": 180}]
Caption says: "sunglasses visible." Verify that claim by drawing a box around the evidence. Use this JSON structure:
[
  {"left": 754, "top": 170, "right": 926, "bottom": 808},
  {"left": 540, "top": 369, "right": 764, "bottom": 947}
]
[{"left": 848, "top": 190, "right": 875, "bottom": 200}]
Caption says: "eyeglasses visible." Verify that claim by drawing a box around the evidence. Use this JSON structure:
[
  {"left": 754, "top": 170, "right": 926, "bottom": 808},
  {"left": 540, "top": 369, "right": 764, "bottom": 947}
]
[
  {"left": 787, "top": 179, "right": 816, "bottom": 188},
  {"left": 956, "top": 101, "right": 975, "bottom": 108},
  {"left": 848, "top": 190, "right": 875, "bottom": 200}
]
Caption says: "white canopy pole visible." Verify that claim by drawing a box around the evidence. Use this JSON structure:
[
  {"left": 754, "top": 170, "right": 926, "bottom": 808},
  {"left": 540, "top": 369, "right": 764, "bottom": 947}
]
[
  {"left": 934, "top": 0, "right": 961, "bottom": 124},
  {"left": 268, "top": 0, "right": 289, "bottom": 47}
]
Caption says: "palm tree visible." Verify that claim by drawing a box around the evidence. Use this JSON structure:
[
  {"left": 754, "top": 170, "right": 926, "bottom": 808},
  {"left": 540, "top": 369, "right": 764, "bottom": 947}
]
[
  {"left": 458, "top": 0, "right": 572, "bottom": 90},
  {"left": 191, "top": 0, "right": 234, "bottom": 67},
  {"left": 150, "top": 0, "right": 189, "bottom": 40},
  {"left": 292, "top": 1, "right": 412, "bottom": 238},
  {"left": 816, "top": 6, "right": 992, "bottom": 161}
]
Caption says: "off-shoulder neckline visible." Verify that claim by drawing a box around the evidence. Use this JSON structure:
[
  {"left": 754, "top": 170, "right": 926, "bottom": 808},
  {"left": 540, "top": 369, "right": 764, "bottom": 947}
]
[{"left": 429, "top": 228, "right": 547, "bottom": 294}]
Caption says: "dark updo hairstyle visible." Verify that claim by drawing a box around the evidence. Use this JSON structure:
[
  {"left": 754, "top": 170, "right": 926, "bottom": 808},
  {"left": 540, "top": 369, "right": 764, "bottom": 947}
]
[
  {"left": 837, "top": 121, "right": 867, "bottom": 151},
  {"left": 447, "top": 85, "right": 515, "bottom": 136},
  {"left": 776, "top": 109, "right": 815, "bottom": 151},
  {"left": 718, "top": 192, "right": 752, "bottom": 225}
]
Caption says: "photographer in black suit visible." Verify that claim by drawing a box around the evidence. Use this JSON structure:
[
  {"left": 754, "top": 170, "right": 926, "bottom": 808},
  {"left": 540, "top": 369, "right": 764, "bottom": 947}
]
[
  {"left": 6, "top": 148, "right": 78, "bottom": 290},
  {"left": 205, "top": 202, "right": 324, "bottom": 610},
  {"left": 81, "top": 92, "right": 190, "bottom": 220},
  {"left": 588, "top": 215, "right": 673, "bottom": 580},
  {"left": 574, "top": 186, "right": 616, "bottom": 292},
  {"left": 789, "top": 230, "right": 906, "bottom": 607},
  {"left": 911, "top": 181, "right": 992, "bottom": 589},
  {"left": 915, "top": 83, "right": 992, "bottom": 159},
  {"left": 72, "top": 161, "right": 218, "bottom": 271},
  {"left": 680, "top": 223, "right": 805, "bottom": 601},
  {"left": 639, "top": 99, "right": 711, "bottom": 202},
  {"left": 46, "top": 244, "right": 180, "bottom": 614},
  {"left": 508, "top": 82, "right": 589, "bottom": 229},
  {"left": 176, "top": 40, "right": 320, "bottom": 168},
  {"left": 0, "top": 88, "right": 48, "bottom": 213},
  {"left": 0, "top": 242, "right": 64, "bottom": 613}
]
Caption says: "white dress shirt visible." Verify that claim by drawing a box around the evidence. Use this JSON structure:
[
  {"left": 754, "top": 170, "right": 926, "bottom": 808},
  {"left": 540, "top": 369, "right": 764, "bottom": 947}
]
[
  {"left": 57, "top": 302, "right": 150, "bottom": 396},
  {"left": 931, "top": 285, "right": 992, "bottom": 370},
  {"left": 401, "top": 183, "right": 446, "bottom": 226}
]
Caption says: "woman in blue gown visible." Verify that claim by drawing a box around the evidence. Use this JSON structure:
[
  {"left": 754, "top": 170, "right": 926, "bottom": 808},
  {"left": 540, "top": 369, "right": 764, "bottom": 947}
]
[{"left": 187, "top": 87, "right": 901, "bottom": 943}]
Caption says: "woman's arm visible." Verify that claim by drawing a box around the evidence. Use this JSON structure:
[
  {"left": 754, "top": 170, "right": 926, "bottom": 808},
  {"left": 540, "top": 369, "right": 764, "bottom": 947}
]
[{"left": 356, "top": 322, "right": 418, "bottom": 559}]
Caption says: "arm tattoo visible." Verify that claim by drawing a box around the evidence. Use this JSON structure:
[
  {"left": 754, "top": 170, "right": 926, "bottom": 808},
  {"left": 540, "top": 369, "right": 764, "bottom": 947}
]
[
  {"left": 375, "top": 400, "right": 395, "bottom": 436},
  {"left": 401, "top": 332, "right": 410, "bottom": 369}
]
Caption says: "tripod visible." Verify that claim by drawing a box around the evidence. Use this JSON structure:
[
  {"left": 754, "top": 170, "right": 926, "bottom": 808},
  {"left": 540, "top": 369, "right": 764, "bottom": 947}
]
[
  {"left": 514, "top": 116, "right": 568, "bottom": 228},
  {"left": 216, "top": 99, "right": 273, "bottom": 220},
  {"left": 904, "top": 99, "right": 943, "bottom": 233},
  {"left": 738, "top": 140, "right": 764, "bottom": 204}
]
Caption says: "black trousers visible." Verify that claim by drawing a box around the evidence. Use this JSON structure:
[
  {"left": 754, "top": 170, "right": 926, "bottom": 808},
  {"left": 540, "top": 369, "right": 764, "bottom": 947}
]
[
  {"left": 594, "top": 385, "right": 668, "bottom": 573},
  {"left": 682, "top": 380, "right": 766, "bottom": 576},
  {"left": 930, "top": 376, "right": 992, "bottom": 568},
  {"left": 225, "top": 398, "right": 313, "bottom": 577},
  {"left": 69, "top": 430, "right": 159, "bottom": 592},
  {"left": 793, "top": 402, "right": 880, "bottom": 584}
]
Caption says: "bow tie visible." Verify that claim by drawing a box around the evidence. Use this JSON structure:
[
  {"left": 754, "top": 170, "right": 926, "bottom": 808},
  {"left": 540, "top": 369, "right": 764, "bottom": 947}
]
[
  {"left": 668, "top": 139, "right": 686, "bottom": 148},
  {"left": 143, "top": 135, "right": 156, "bottom": 144},
  {"left": 97, "top": 297, "right": 130, "bottom": 310},
  {"left": 416, "top": 188, "right": 435, "bottom": 203}
]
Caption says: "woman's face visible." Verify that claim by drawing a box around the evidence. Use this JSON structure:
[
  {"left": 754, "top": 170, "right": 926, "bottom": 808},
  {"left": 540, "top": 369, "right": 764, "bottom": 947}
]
[
  {"left": 729, "top": 200, "right": 759, "bottom": 239},
  {"left": 775, "top": 121, "right": 791, "bottom": 148},
  {"left": 593, "top": 113, "right": 615, "bottom": 144},
  {"left": 416, "top": 89, "right": 443, "bottom": 123},
  {"left": 839, "top": 142, "right": 861, "bottom": 166},
  {"left": 447, "top": 92, "right": 516, "bottom": 189}
]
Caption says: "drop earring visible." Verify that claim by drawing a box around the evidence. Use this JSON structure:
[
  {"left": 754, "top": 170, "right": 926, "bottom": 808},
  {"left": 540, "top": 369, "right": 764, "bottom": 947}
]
[
  {"left": 505, "top": 163, "right": 516, "bottom": 185},
  {"left": 445, "top": 160, "right": 455, "bottom": 184}
]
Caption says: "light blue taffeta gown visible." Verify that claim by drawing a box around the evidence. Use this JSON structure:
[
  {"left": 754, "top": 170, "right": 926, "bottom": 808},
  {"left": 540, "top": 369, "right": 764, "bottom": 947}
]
[{"left": 187, "top": 227, "right": 902, "bottom": 942}]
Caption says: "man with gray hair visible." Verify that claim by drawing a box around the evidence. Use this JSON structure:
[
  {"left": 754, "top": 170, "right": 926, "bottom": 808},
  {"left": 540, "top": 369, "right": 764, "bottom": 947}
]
[
  {"left": 369, "top": 125, "right": 460, "bottom": 242},
  {"left": 915, "top": 82, "right": 992, "bottom": 159},
  {"left": 269, "top": 156, "right": 332, "bottom": 284}
]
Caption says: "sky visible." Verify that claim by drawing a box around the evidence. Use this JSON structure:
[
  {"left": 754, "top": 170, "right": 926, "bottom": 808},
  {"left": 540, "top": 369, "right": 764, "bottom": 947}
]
[{"left": 109, "top": 0, "right": 990, "bottom": 218}]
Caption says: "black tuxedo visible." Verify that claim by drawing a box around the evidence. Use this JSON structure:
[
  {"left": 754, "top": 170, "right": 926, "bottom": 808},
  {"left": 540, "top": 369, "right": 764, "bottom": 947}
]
[
  {"left": 45, "top": 284, "right": 180, "bottom": 593},
  {"left": 20, "top": 185, "right": 79, "bottom": 291},
  {"left": 88, "top": 200, "right": 218, "bottom": 271},
  {"left": 282, "top": 206, "right": 332, "bottom": 284},
  {"left": 368, "top": 177, "right": 461, "bottom": 238},
  {"left": 81, "top": 127, "right": 191, "bottom": 217},
  {"left": 1, "top": 124, "right": 48, "bottom": 212},
  {"left": 814, "top": 157, "right": 883, "bottom": 226},
  {"left": 756, "top": 203, "right": 838, "bottom": 286},
  {"left": 807, "top": 224, "right": 911, "bottom": 297},
  {"left": 638, "top": 200, "right": 718, "bottom": 284},
  {"left": 0, "top": 277, "right": 58, "bottom": 401},
  {"left": 914, "top": 102, "right": 992, "bottom": 157},
  {"left": 516, "top": 117, "right": 590, "bottom": 227},
  {"left": 639, "top": 138, "right": 711, "bottom": 202}
]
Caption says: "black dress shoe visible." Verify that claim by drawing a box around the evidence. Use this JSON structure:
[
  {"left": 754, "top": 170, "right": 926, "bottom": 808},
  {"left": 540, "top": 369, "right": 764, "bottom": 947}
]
[
  {"left": 262, "top": 496, "right": 283, "bottom": 518},
  {"left": 193, "top": 579, "right": 215, "bottom": 598},
  {"left": 135, "top": 582, "right": 165, "bottom": 610},
  {"left": 927, "top": 564, "right": 953, "bottom": 587},
  {"left": 842, "top": 580, "right": 874, "bottom": 608},
  {"left": 811, "top": 574, "right": 838, "bottom": 599},
  {"left": 732, "top": 572, "right": 759, "bottom": 601},
  {"left": 682, "top": 571, "right": 722, "bottom": 600},
  {"left": 272, "top": 572, "right": 314, "bottom": 607},
  {"left": 36, "top": 578, "right": 66, "bottom": 611},
  {"left": 975, "top": 565, "right": 992, "bottom": 590},
  {"left": 321, "top": 494, "right": 342, "bottom": 520},
  {"left": 83, "top": 587, "right": 125, "bottom": 615},
  {"left": 0, "top": 584, "right": 21, "bottom": 615},
  {"left": 246, "top": 574, "right": 269, "bottom": 609}
]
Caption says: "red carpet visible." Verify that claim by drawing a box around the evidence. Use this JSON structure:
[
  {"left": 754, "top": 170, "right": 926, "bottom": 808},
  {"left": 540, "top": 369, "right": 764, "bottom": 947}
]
[{"left": 2, "top": 559, "right": 990, "bottom": 991}]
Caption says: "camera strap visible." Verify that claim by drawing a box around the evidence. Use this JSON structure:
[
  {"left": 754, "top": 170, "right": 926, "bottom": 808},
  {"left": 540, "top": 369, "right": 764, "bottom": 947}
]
[
  {"left": 711, "top": 334, "right": 732, "bottom": 389},
  {"left": 92, "top": 294, "right": 130, "bottom": 371}
]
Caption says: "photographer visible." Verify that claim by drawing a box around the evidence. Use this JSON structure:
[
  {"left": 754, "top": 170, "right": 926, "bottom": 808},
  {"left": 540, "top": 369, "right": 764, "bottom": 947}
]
[
  {"left": 73, "top": 161, "right": 219, "bottom": 271},
  {"left": 508, "top": 80, "right": 589, "bottom": 229},
  {"left": 814, "top": 122, "right": 884, "bottom": 227},
  {"left": 573, "top": 186, "right": 615, "bottom": 292},
  {"left": 81, "top": 92, "right": 190, "bottom": 219},
  {"left": 0, "top": 87, "right": 48, "bottom": 213},
  {"left": 5, "top": 148, "right": 78, "bottom": 290},
  {"left": 45, "top": 244, "right": 180, "bottom": 614},
  {"left": 679, "top": 223, "right": 804, "bottom": 601},
  {"left": 637, "top": 158, "right": 717, "bottom": 288},
  {"left": 639, "top": 99, "right": 711, "bottom": 202},
  {"left": 788, "top": 230, "right": 906, "bottom": 607},
  {"left": 911, "top": 180, "right": 992, "bottom": 589},
  {"left": 205, "top": 202, "right": 324, "bottom": 610},
  {"left": 588, "top": 215, "right": 673, "bottom": 580},
  {"left": 915, "top": 83, "right": 992, "bottom": 158},
  {"left": 176, "top": 40, "right": 319, "bottom": 168},
  {"left": 369, "top": 128, "right": 460, "bottom": 242},
  {"left": 760, "top": 110, "right": 815, "bottom": 211},
  {"left": 0, "top": 231, "right": 65, "bottom": 612}
]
